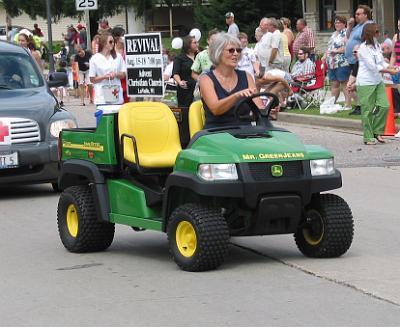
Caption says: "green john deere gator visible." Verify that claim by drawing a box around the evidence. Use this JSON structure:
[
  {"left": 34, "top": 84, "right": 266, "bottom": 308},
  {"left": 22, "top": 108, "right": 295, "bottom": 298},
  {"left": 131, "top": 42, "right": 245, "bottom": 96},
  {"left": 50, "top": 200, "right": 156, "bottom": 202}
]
[{"left": 57, "top": 93, "right": 354, "bottom": 271}]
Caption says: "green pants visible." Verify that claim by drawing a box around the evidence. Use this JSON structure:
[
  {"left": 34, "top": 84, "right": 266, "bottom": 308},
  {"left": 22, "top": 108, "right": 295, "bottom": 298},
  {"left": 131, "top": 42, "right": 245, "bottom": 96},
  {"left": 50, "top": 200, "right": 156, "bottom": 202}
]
[{"left": 357, "top": 83, "right": 389, "bottom": 142}]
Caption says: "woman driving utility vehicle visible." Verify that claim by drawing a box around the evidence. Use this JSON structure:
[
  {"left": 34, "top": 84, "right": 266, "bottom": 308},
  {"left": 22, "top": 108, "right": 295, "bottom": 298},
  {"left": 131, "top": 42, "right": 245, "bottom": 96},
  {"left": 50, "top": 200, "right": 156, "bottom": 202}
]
[{"left": 199, "top": 33, "right": 265, "bottom": 128}]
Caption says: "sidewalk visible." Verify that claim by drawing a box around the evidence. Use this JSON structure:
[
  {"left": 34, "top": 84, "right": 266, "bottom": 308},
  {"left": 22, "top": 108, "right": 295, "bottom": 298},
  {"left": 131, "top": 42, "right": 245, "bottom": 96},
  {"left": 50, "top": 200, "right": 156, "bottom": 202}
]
[
  {"left": 279, "top": 111, "right": 400, "bottom": 132},
  {"left": 279, "top": 90, "right": 400, "bottom": 132},
  {"left": 278, "top": 111, "right": 364, "bottom": 131}
]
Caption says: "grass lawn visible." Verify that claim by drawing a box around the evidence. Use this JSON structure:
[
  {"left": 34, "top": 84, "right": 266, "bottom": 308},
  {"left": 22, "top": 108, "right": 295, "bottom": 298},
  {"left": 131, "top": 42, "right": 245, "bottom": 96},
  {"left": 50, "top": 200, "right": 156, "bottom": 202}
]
[
  {"left": 283, "top": 107, "right": 361, "bottom": 120},
  {"left": 284, "top": 106, "right": 400, "bottom": 122}
]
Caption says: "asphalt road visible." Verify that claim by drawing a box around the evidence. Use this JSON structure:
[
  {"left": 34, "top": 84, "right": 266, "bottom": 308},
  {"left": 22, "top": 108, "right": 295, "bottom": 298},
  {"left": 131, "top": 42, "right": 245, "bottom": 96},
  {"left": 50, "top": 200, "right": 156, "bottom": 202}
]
[
  {"left": 277, "top": 122, "right": 400, "bottom": 168},
  {"left": 1, "top": 99, "right": 400, "bottom": 326}
]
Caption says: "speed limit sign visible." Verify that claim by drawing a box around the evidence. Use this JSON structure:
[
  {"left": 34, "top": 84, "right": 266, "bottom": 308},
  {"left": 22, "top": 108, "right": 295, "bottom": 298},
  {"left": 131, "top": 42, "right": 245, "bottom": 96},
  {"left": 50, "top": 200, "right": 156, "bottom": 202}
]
[{"left": 75, "top": 0, "right": 98, "bottom": 10}]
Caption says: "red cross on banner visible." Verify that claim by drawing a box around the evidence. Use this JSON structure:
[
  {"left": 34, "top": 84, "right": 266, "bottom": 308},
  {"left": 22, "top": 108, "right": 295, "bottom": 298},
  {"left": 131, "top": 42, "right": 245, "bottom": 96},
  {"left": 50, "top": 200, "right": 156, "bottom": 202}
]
[{"left": 0, "top": 121, "right": 10, "bottom": 142}]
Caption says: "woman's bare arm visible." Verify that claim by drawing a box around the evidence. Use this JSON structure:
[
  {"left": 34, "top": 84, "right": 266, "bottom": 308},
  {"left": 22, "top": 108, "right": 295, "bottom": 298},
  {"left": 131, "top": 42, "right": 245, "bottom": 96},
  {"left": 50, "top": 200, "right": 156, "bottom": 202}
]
[{"left": 199, "top": 73, "right": 257, "bottom": 116}]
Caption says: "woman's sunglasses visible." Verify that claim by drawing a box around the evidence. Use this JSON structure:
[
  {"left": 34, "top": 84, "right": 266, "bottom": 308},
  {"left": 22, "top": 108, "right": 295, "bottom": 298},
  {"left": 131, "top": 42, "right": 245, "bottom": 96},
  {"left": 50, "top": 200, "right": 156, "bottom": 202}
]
[{"left": 225, "top": 48, "right": 242, "bottom": 54}]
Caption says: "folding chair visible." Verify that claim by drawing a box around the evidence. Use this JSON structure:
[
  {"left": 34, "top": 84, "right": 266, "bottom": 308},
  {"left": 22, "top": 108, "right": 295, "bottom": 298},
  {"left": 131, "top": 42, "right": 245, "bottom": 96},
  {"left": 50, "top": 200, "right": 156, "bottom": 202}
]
[{"left": 290, "top": 60, "right": 327, "bottom": 110}]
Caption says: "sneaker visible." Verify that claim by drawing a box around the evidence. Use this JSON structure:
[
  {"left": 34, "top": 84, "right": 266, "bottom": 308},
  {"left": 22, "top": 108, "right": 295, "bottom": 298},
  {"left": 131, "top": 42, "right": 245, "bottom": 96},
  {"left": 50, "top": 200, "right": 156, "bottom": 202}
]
[
  {"left": 286, "top": 100, "right": 295, "bottom": 108},
  {"left": 395, "top": 131, "right": 400, "bottom": 138},
  {"left": 349, "top": 105, "right": 361, "bottom": 115}
]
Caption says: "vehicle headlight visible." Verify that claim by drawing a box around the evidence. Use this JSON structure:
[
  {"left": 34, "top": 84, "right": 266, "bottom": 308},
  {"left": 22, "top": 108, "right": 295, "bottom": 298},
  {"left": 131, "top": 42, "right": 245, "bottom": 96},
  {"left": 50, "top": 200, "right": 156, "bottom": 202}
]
[
  {"left": 310, "top": 159, "right": 335, "bottom": 176},
  {"left": 50, "top": 119, "right": 77, "bottom": 138},
  {"left": 198, "top": 164, "right": 238, "bottom": 181}
]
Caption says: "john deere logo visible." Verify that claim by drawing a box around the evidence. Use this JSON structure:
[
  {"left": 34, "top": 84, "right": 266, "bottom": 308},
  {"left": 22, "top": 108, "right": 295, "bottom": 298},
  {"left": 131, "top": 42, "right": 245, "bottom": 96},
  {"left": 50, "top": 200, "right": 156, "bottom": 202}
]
[{"left": 271, "top": 165, "right": 283, "bottom": 177}]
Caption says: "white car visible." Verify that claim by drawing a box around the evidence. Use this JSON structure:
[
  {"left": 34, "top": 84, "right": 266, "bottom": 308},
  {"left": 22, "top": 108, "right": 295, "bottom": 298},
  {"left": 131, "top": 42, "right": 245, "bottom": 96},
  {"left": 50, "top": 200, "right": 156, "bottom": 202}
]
[
  {"left": 0, "top": 26, "right": 31, "bottom": 41},
  {"left": 0, "top": 26, "right": 7, "bottom": 41}
]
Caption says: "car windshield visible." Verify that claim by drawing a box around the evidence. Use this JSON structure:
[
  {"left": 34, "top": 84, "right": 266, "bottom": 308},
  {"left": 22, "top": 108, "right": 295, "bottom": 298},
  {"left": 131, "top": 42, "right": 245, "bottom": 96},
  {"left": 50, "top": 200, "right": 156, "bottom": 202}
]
[{"left": 0, "top": 53, "right": 44, "bottom": 89}]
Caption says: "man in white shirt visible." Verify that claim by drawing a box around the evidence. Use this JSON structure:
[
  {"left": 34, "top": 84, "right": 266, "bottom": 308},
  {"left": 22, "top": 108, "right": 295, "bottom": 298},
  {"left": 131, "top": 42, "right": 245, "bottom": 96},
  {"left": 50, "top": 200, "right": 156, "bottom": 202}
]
[
  {"left": 257, "top": 17, "right": 283, "bottom": 73},
  {"left": 225, "top": 12, "right": 239, "bottom": 37}
]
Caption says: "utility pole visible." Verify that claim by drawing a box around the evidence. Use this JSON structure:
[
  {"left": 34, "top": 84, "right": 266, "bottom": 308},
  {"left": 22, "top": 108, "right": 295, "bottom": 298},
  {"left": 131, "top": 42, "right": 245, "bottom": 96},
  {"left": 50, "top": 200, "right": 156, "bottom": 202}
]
[
  {"left": 46, "top": 0, "right": 55, "bottom": 73},
  {"left": 85, "top": 10, "right": 92, "bottom": 51}
]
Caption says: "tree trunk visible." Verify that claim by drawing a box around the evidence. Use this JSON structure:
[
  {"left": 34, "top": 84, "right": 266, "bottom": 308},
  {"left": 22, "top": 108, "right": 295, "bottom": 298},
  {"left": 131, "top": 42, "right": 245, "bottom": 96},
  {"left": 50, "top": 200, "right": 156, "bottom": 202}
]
[{"left": 169, "top": 6, "right": 173, "bottom": 38}]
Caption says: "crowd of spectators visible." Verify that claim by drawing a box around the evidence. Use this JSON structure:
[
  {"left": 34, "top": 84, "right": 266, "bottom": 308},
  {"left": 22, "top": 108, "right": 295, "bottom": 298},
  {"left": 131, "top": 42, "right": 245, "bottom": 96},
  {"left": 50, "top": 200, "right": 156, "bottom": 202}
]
[
  {"left": 164, "top": 7, "right": 400, "bottom": 141},
  {"left": 6, "top": 7, "right": 400, "bottom": 142}
]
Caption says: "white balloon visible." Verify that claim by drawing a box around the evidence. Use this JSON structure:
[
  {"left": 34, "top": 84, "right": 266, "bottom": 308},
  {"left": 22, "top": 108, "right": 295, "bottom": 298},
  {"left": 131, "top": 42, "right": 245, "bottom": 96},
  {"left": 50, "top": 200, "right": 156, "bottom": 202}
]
[
  {"left": 171, "top": 37, "right": 183, "bottom": 49},
  {"left": 189, "top": 28, "right": 201, "bottom": 41}
]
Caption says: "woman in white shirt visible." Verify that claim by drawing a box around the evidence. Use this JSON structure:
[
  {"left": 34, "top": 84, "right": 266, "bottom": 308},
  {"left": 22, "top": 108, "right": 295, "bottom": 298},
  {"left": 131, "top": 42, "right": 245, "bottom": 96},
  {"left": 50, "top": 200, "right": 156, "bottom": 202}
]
[
  {"left": 357, "top": 24, "right": 398, "bottom": 145},
  {"left": 89, "top": 32, "right": 126, "bottom": 105}
]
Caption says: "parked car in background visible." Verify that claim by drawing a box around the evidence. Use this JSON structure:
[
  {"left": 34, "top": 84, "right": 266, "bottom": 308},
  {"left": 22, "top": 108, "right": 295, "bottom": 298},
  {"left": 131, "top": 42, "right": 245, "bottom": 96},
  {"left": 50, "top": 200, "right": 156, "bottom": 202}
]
[
  {"left": 0, "top": 41, "right": 77, "bottom": 190},
  {"left": 0, "top": 25, "right": 32, "bottom": 41}
]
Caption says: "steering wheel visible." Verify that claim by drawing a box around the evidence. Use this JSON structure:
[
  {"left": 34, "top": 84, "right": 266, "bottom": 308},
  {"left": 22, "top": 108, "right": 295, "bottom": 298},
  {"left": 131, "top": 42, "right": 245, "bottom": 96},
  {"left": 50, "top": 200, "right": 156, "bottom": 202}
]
[
  {"left": 8, "top": 78, "right": 23, "bottom": 89},
  {"left": 4, "top": 74, "right": 24, "bottom": 89},
  {"left": 232, "top": 92, "right": 280, "bottom": 125}
]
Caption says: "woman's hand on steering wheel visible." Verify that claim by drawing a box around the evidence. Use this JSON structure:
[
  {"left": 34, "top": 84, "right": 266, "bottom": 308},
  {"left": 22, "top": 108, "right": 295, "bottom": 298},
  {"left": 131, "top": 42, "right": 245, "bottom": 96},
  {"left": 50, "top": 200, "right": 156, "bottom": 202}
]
[
  {"left": 235, "top": 87, "right": 257, "bottom": 99},
  {"left": 232, "top": 91, "right": 280, "bottom": 125}
]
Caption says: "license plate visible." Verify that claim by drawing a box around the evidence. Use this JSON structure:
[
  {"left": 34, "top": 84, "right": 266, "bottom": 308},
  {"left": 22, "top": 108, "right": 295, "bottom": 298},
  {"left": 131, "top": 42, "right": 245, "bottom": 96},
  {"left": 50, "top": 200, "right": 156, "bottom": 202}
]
[{"left": 0, "top": 152, "right": 18, "bottom": 169}]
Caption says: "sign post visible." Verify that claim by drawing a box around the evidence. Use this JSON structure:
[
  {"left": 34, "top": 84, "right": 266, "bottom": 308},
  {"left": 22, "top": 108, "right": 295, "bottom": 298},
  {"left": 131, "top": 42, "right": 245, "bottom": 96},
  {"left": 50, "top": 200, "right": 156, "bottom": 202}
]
[
  {"left": 75, "top": 0, "right": 98, "bottom": 10},
  {"left": 124, "top": 33, "right": 164, "bottom": 98},
  {"left": 75, "top": 0, "right": 97, "bottom": 51},
  {"left": 46, "top": 0, "right": 55, "bottom": 72},
  {"left": 84, "top": 10, "right": 92, "bottom": 51}
]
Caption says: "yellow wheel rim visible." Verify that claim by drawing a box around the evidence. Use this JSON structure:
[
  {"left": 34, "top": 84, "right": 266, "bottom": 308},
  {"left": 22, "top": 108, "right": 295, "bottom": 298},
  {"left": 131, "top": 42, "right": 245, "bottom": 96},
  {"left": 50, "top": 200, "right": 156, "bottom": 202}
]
[
  {"left": 302, "top": 210, "right": 324, "bottom": 246},
  {"left": 66, "top": 204, "right": 79, "bottom": 237},
  {"left": 176, "top": 221, "right": 197, "bottom": 258}
]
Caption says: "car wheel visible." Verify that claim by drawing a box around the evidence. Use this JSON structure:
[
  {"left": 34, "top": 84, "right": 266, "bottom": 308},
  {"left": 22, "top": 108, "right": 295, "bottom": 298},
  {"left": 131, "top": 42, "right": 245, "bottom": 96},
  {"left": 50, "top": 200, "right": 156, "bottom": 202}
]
[
  {"left": 294, "top": 194, "right": 354, "bottom": 258},
  {"left": 167, "top": 203, "right": 229, "bottom": 272},
  {"left": 57, "top": 185, "right": 114, "bottom": 252}
]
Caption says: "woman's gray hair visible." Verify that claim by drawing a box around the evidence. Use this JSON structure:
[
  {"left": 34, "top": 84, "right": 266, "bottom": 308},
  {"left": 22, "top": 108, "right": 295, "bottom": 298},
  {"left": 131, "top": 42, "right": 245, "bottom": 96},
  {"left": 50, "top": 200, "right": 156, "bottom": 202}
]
[
  {"left": 208, "top": 32, "right": 241, "bottom": 66},
  {"left": 268, "top": 17, "right": 279, "bottom": 28}
]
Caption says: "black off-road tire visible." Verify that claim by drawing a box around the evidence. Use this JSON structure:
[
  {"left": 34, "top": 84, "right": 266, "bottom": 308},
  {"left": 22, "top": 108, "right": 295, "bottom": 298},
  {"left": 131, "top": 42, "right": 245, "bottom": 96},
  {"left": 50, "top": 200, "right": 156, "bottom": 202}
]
[
  {"left": 295, "top": 193, "right": 354, "bottom": 258},
  {"left": 167, "top": 203, "right": 229, "bottom": 272},
  {"left": 57, "top": 185, "right": 115, "bottom": 252}
]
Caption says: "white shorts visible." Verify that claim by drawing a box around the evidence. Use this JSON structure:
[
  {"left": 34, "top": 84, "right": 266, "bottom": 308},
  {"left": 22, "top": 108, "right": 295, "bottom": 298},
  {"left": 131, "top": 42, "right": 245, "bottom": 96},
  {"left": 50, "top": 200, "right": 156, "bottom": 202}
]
[{"left": 78, "top": 71, "right": 91, "bottom": 85}]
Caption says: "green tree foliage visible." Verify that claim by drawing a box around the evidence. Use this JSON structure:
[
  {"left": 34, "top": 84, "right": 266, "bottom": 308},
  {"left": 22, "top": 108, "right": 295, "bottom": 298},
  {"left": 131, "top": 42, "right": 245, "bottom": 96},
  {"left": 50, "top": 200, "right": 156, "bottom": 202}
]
[
  {"left": 194, "top": 0, "right": 302, "bottom": 41},
  {"left": 2, "top": 0, "right": 187, "bottom": 21},
  {"left": 2, "top": 0, "right": 152, "bottom": 21}
]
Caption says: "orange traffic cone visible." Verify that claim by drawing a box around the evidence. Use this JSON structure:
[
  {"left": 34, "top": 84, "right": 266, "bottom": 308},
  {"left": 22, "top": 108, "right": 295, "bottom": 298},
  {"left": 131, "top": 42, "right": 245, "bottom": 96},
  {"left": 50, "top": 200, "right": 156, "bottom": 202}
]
[
  {"left": 384, "top": 86, "right": 396, "bottom": 136},
  {"left": 72, "top": 62, "right": 79, "bottom": 83}
]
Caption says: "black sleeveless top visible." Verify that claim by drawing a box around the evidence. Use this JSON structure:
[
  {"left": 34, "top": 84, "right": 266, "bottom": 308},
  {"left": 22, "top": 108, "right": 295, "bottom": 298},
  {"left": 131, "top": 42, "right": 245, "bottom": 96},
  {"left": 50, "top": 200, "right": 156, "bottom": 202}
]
[{"left": 202, "top": 69, "right": 250, "bottom": 128}]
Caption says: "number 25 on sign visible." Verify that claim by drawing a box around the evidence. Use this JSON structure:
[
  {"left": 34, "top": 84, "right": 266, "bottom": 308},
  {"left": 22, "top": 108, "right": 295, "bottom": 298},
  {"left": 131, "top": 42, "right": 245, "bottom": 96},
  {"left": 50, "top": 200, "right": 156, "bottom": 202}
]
[{"left": 75, "top": 0, "right": 98, "bottom": 10}]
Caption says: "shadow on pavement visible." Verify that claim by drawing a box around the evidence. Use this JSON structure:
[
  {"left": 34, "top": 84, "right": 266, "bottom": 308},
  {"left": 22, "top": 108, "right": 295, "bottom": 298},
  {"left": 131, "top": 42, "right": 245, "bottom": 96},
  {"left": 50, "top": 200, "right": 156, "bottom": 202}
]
[
  {"left": 0, "top": 184, "right": 57, "bottom": 200},
  {"left": 104, "top": 231, "right": 278, "bottom": 270}
]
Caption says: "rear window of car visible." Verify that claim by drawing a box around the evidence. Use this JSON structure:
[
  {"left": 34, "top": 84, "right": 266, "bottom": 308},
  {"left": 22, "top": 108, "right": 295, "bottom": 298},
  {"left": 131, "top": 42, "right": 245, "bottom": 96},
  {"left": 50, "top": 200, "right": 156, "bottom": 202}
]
[{"left": 0, "top": 52, "right": 44, "bottom": 89}]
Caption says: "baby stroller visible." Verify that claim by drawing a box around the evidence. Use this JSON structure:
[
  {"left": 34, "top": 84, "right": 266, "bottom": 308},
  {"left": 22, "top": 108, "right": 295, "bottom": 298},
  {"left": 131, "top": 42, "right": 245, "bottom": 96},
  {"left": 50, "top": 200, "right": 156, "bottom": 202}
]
[
  {"left": 289, "top": 60, "right": 327, "bottom": 110},
  {"left": 49, "top": 59, "right": 69, "bottom": 106}
]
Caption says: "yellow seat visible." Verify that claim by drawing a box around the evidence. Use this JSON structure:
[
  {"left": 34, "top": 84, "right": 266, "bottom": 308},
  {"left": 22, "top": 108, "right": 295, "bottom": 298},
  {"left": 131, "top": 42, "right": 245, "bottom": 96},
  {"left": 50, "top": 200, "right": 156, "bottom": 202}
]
[
  {"left": 118, "top": 102, "right": 182, "bottom": 168},
  {"left": 188, "top": 100, "right": 205, "bottom": 138}
]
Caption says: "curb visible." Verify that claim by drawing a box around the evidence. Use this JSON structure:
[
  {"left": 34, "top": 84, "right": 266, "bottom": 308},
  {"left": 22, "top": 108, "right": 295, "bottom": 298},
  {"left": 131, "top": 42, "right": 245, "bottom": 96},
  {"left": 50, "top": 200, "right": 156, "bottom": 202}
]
[{"left": 279, "top": 112, "right": 400, "bottom": 132}]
